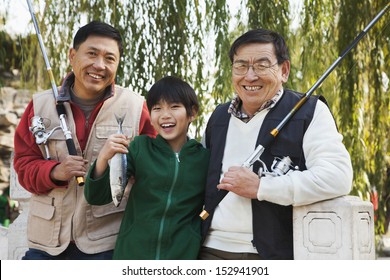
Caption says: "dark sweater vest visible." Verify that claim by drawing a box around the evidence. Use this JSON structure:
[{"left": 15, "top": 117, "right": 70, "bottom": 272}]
[{"left": 202, "top": 89, "right": 326, "bottom": 259}]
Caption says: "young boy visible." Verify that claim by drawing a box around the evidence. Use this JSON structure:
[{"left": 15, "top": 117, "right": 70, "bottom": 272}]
[{"left": 84, "top": 76, "right": 209, "bottom": 259}]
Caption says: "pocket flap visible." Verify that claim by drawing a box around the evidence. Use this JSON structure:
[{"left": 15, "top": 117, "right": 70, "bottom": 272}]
[
  {"left": 91, "top": 195, "right": 127, "bottom": 218},
  {"left": 30, "top": 196, "right": 56, "bottom": 221},
  {"left": 96, "top": 125, "right": 133, "bottom": 139},
  {"left": 30, "top": 198, "right": 55, "bottom": 220}
]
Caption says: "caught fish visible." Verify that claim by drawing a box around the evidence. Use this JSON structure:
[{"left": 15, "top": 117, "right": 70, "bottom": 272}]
[{"left": 109, "top": 113, "right": 128, "bottom": 207}]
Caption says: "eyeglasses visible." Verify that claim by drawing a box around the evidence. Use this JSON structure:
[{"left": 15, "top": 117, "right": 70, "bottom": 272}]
[{"left": 232, "top": 61, "right": 278, "bottom": 76}]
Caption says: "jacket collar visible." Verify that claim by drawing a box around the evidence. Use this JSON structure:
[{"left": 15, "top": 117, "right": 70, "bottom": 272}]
[{"left": 57, "top": 72, "right": 115, "bottom": 102}]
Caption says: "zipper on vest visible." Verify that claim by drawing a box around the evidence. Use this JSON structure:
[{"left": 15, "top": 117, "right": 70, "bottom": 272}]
[
  {"left": 81, "top": 115, "right": 90, "bottom": 158},
  {"left": 155, "top": 152, "right": 180, "bottom": 259}
]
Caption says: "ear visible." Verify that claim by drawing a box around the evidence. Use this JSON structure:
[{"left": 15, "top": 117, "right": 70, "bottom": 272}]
[
  {"left": 189, "top": 106, "right": 198, "bottom": 122},
  {"left": 69, "top": 48, "right": 76, "bottom": 64},
  {"left": 281, "top": 60, "right": 290, "bottom": 83}
]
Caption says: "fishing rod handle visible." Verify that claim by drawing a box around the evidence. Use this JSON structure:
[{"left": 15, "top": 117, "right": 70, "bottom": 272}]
[
  {"left": 200, "top": 144, "right": 266, "bottom": 220},
  {"left": 57, "top": 105, "right": 85, "bottom": 186},
  {"left": 65, "top": 138, "right": 85, "bottom": 186},
  {"left": 200, "top": 190, "right": 228, "bottom": 220}
]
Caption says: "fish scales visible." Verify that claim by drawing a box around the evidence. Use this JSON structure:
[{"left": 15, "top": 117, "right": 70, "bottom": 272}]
[{"left": 109, "top": 113, "right": 127, "bottom": 207}]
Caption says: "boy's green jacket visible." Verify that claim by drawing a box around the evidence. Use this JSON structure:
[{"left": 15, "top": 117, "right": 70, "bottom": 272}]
[{"left": 85, "top": 135, "right": 210, "bottom": 259}]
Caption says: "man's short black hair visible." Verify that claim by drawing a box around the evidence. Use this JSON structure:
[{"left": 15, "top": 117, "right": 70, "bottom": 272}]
[
  {"left": 73, "top": 21, "right": 123, "bottom": 56},
  {"left": 229, "top": 28, "right": 290, "bottom": 64}
]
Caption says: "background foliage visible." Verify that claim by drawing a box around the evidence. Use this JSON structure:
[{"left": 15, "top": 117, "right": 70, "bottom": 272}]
[{"left": 1, "top": 0, "right": 389, "bottom": 234}]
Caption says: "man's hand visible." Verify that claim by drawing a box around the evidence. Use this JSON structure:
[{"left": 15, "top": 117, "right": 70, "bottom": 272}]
[
  {"left": 217, "top": 166, "right": 260, "bottom": 199},
  {"left": 50, "top": 155, "right": 88, "bottom": 182}
]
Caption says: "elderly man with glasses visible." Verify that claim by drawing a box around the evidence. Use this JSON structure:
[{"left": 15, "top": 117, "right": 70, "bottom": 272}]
[{"left": 199, "top": 28, "right": 353, "bottom": 260}]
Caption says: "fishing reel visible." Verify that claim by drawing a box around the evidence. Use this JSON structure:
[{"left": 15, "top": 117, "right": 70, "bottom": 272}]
[
  {"left": 257, "top": 156, "right": 298, "bottom": 177},
  {"left": 29, "top": 116, "right": 61, "bottom": 159}
]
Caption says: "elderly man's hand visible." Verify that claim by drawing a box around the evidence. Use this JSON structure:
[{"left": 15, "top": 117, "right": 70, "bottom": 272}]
[{"left": 217, "top": 166, "right": 260, "bottom": 199}]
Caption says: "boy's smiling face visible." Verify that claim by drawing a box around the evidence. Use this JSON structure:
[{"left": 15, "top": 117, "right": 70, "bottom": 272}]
[{"left": 150, "top": 101, "right": 195, "bottom": 152}]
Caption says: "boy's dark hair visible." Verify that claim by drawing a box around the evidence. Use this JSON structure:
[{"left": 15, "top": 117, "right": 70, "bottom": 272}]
[
  {"left": 229, "top": 28, "right": 289, "bottom": 64},
  {"left": 146, "top": 76, "right": 199, "bottom": 117},
  {"left": 73, "top": 21, "right": 123, "bottom": 56}
]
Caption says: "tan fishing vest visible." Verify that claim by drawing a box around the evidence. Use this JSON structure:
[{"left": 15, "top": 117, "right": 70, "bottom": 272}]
[{"left": 28, "top": 86, "right": 144, "bottom": 255}]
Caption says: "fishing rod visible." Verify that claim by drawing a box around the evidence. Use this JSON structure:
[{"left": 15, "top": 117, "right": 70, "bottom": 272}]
[
  {"left": 26, "top": 0, "right": 85, "bottom": 186},
  {"left": 200, "top": 2, "right": 390, "bottom": 220}
]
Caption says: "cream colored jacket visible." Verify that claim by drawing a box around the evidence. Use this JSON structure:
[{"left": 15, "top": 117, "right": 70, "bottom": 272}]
[{"left": 28, "top": 86, "right": 143, "bottom": 255}]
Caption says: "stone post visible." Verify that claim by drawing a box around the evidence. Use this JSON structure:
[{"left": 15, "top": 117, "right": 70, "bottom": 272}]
[
  {"left": 293, "top": 195, "right": 375, "bottom": 259},
  {"left": 0, "top": 226, "right": 8, "bottom": 259},
  {"left": 8, "top": 152, "right": 30, "bottom": 259}
]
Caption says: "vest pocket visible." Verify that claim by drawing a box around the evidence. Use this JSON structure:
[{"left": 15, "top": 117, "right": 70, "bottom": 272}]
[
  {"left": 85, "top": 196, "right": 127, "bottom": 241},
  {"left": 92, "top": 125, "right": 133, "bottom": 160},
  {"left": 27, "top": 195, "right": 61, "bottom": 247},
  {"left": 95, "top": 125, "right": 133, "bottom": 138}
]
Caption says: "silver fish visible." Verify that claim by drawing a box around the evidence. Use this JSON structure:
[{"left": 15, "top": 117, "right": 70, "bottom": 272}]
[{"left": 109, "top": 113, "right": 127, "bottom": 207}]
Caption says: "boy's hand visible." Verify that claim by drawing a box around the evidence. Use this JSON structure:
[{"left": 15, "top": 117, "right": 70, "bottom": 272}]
[{"left": 93, "top": 134, "right": 130, "bottom": 178}]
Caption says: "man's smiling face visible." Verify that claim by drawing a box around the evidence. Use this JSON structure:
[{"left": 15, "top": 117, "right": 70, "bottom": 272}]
[
  {"left": 69, "top": 35, "right": 120, "bottom": 99},
  {"left": 232, "top": 42, "right": 290, "bottom": 116}
]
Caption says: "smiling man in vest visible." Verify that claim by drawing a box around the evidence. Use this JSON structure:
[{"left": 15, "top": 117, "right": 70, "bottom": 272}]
[
  {"left": 13, "top": 21, "right": 156, "bottom": 259},
  {"left": 199, "top": 28, "right": 353, "bottom": 260}
]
